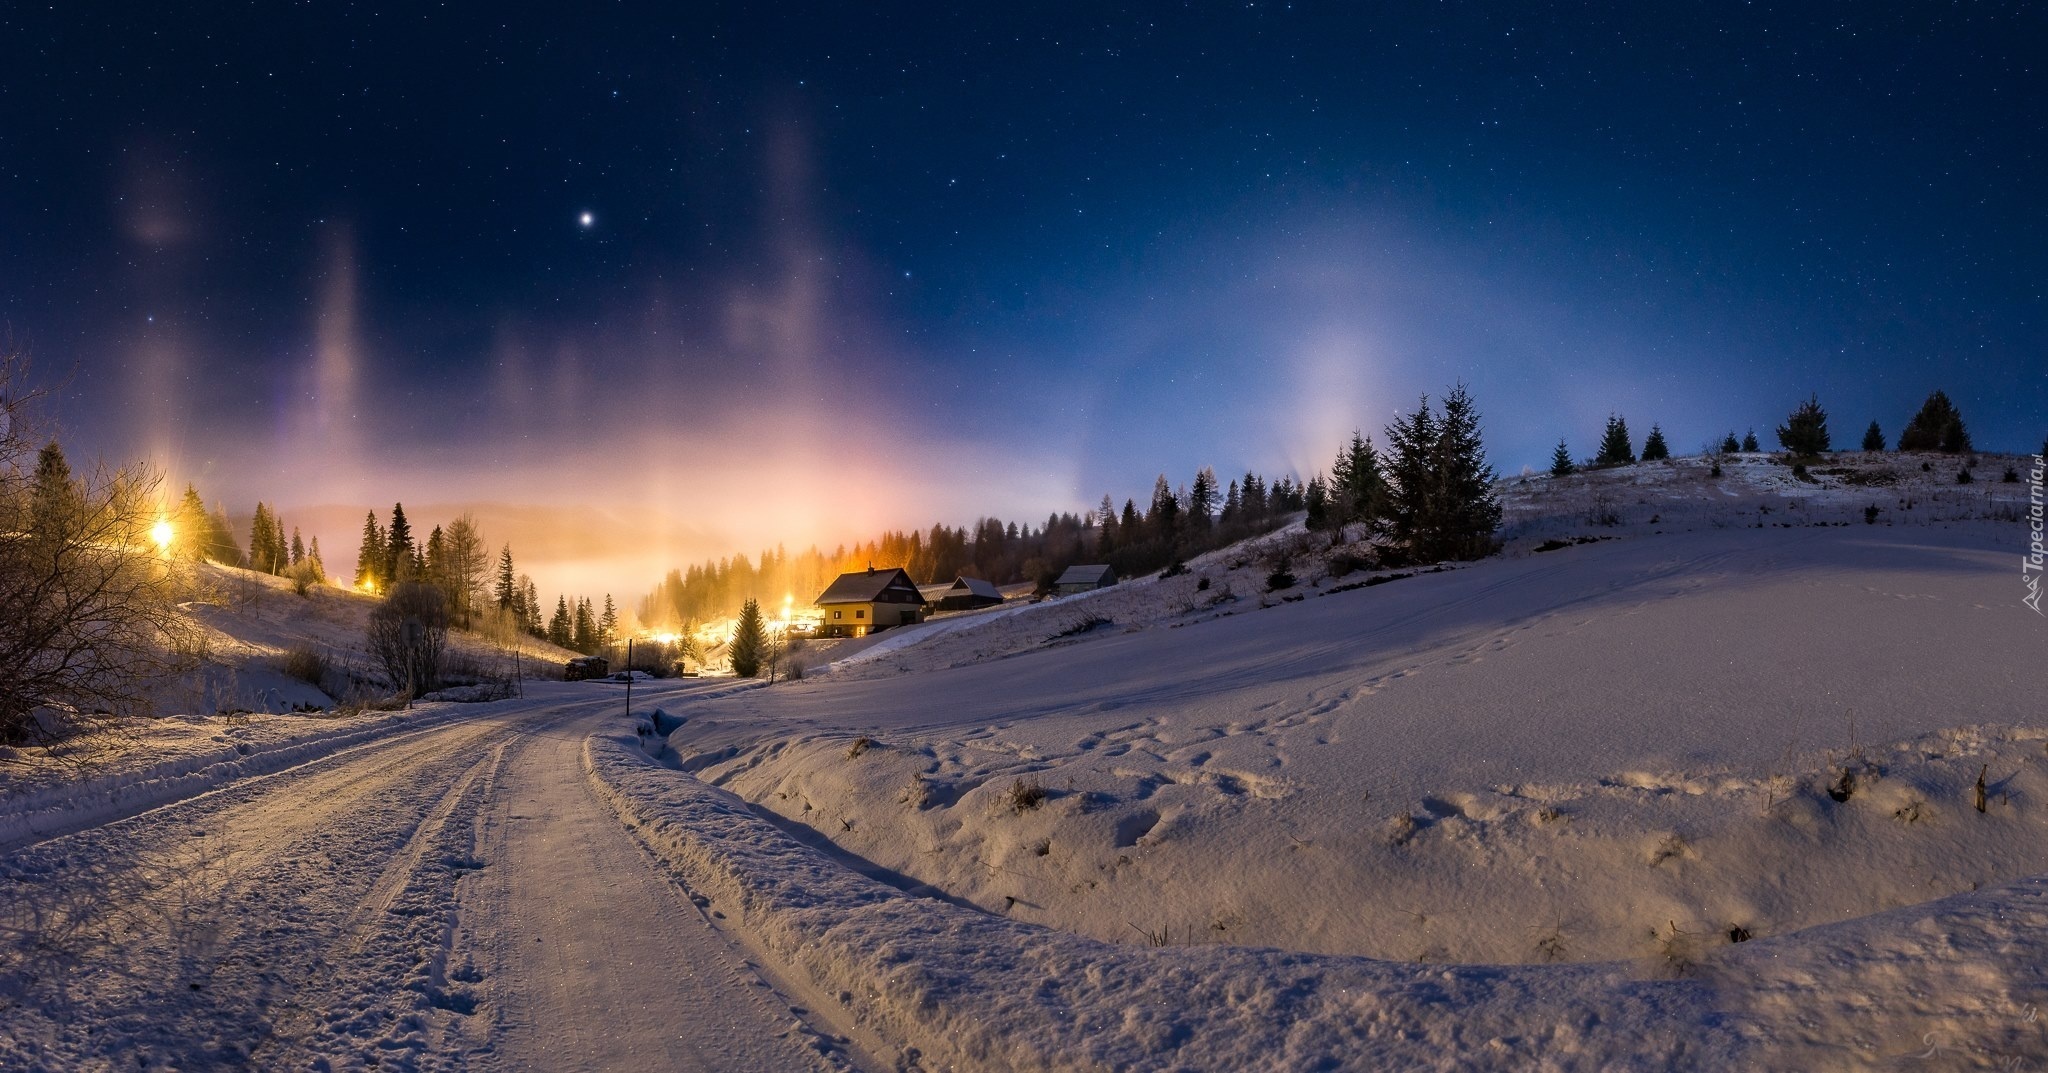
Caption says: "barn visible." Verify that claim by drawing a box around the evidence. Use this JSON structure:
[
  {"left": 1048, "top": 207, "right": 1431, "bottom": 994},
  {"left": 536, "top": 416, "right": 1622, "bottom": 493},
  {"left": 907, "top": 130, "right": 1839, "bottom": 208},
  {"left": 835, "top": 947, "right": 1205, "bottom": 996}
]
[
  {"left": 933, "top": 575, "right": 1004, "bottom": 612},
  {"left": 1053, "top": 563, "right": 1118, "bottom": 595}
]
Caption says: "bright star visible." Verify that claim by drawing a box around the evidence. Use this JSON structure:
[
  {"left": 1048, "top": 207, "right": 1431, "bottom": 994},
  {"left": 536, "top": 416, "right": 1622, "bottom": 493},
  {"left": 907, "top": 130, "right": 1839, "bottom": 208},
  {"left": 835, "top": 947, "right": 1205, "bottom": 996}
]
[{"left": 579, "top": 211, "right": 594, "bottom": 228}]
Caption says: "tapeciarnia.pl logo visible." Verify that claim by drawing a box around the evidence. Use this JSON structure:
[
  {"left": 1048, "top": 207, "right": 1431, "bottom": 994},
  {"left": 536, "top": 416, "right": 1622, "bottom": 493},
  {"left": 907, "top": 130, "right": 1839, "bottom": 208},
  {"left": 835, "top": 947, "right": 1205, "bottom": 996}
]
[{"left": 2026, "top": 454, "right": 2045, "bottom": 615}]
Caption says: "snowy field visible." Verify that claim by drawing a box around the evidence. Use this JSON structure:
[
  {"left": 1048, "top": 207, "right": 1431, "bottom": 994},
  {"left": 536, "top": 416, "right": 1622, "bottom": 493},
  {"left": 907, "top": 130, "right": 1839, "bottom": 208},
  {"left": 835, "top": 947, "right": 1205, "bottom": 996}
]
[{"left": 2, "top": 451, "right": 2043, "bottom": 1070}]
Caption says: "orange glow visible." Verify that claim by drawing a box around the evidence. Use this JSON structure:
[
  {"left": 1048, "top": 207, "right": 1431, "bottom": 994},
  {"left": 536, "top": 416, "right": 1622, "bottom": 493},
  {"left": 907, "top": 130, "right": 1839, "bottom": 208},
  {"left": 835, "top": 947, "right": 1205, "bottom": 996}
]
[{"left": 149, "top": 518, "right": 174, "bottom": 551}]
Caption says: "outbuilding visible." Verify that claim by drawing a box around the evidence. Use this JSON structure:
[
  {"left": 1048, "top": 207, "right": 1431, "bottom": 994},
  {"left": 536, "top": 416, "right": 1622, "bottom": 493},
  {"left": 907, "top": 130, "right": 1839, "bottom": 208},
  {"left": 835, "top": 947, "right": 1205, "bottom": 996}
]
[
  {"left": 934, "top": 575, "right": 1004, "bottom": 612},
  {"left": 1053, "top": 564, "right": 1118, "bottom": 595}
]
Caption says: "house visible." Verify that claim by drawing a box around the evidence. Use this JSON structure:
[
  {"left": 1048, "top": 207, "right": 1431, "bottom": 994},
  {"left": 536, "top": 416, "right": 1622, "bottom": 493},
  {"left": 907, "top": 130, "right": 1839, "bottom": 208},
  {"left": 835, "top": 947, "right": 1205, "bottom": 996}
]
[
  {"left": 934, "top": 575, "right": 1004, "bottom": 612},
  {"left": 564, "top": 655, "right": 610, "bottom": 681},
  {"left": 814, "top": 566, "right": 928, "bottom": 637},
  {"left": 1053, "top": 563, "right": 1118, "bottom": 595}
]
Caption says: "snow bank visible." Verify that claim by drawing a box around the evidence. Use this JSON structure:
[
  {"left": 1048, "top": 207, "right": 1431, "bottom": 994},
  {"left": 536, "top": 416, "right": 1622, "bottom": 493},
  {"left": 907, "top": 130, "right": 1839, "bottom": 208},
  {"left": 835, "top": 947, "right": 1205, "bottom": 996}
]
[{"left": 584, "top": 732, "right": 1737, "bottom": 1071}]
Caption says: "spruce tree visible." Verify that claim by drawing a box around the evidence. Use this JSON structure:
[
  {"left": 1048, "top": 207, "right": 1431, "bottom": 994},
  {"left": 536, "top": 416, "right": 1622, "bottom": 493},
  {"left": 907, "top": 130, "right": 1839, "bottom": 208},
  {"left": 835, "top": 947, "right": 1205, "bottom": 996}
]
[
  {"left": 174, "top": 485, "right": 210, "bottom": 561},
  {"left": 1220, "top": 480, "right": 1240, "bottom": 525},
  {"left": 1303, "top": 474, "right": 1332, "bottom": 531},
  {"left": 1148, "top": 475, "right": 1179, "bottom": 545},
  {"left": 1640, "top": 425, "right": 1670, "bottom": 462},
  {"left": 1595, "top": 415, "right": 1635, "bottom": 465},
  {"left": 494, "top": 545, "right": 517, "bottom": 610},
  {"left": 1862, "top": 420, "right": 1886, "bottom": 452},
  {"left": 1096, "top": 494, "right": 1119, "bottom": 555},
  {"left": 1430, "top": 383, "right": 1503, "bottom": 560},
  {"left": 290, "top": 528, "right": 306, "bottom": 566},
  {"left": 1720, "top": 432, "right": 1741, "bottom": 454},
  {"left": 354, "top": 511, "right": 385, "bottom": 589},
  {"left": 1333, "top": 431, "right": 1387, "bottom": 530},
  {"left": 385, "top": 504, "right": 414, "bottom": 583},
  {"left": 1189, "top": 468, "right": 1217, "bottom": 528},
  {"left": 1776, "top": 394, "right": 1831, "bottom": 456},
  {"left": 1899, "top": 390, "right": 1968, "bottom": 453},
  {"left": 600, "top": 595, "right": 618, "bottom": 649},
  {"left": 572, "top": 598, "right": 595, "bottom": 653},
  {"left": 729, "top": 598, "right": 766, "bottom": 678},
  {"left": 1742, "top": 429, "right": 1759, "bottom": 452},
  {"left": 548, "top": 596, "right": 572, "bottom": 648},
  {"left": 1549, "top": 439, "right": 1575, "bottom": 477}
]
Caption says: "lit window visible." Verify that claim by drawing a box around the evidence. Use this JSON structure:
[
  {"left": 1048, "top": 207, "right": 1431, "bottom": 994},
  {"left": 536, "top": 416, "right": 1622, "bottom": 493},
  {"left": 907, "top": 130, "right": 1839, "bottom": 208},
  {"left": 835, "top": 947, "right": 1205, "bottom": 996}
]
[{"left": 832, "top": 611, "right": 841, "bottom": 619}]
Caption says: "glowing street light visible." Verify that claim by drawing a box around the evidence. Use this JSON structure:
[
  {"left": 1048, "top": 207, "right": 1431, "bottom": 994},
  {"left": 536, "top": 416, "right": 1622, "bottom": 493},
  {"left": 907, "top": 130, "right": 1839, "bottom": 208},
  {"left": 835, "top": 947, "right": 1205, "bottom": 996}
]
[{"left": 150, "top": 518, "right": 174, "bottom": 552}]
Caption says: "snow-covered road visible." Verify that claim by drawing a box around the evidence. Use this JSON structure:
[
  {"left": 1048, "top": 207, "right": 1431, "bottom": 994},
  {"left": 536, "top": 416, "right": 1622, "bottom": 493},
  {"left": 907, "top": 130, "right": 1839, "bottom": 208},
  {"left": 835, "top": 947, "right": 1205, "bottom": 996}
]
[{"left": 0, "top": 684, "right": 868, "bottom": 1071}]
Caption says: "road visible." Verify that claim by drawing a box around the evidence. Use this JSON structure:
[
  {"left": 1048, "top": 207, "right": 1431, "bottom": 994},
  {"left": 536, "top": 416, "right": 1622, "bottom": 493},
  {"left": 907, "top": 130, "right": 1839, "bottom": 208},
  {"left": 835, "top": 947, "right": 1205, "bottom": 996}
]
[{"left": 0, "top": 682, "right": 871, "bottom": 1072}]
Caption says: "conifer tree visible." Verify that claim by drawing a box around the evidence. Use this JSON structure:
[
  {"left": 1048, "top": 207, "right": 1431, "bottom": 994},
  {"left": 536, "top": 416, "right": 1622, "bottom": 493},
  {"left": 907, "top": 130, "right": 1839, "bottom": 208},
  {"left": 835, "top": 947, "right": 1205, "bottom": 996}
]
[
  {"left": 385, "top": 504, "right": 415, "bottom": 583},
  {"left": 290, "top": 527, "right": 306, "bottom": 566},
  {"left": 1720, "top": 432, "right": 1742, "bottom": 454},
  {"left": 1220, "top": 480, "right": 1240, "bottom": 525},
  {"left": 1384, "top": 384, "right": 1501, "bottom": 562},
  {"left": 572, "top": 597, "right": 595, "bottom": 653},
  {"left": 1304, "top": 474, "right": 1332, "bottom": 531},
  {"left": 548, "top": 596, "right": 572, "bottom": 648},
  {"left": 1096, "top": 494, "right": 1118, "bottom": 555},
  {"left": 1189, "top": 468, "right": 1218, "bottom": 528},
  {"left": 1776, "top": 394, "right": 1831, "bottom": 456},
  {"left": 1742, "top": 429, "right": 1759, "bottom": 452},
  {"left": 600, "top": 595, "right": 618, "bottom": 649},
  {"left": 1333, "top": 431, "right": 1387, "bottom": 530},
  {"left": 494, "top": 545, "right": 517, "bottom": 610},
  {"left": 1549, "top": 439, "right": 1575, "bottom": 477},
  {"left": 1641, "top": 425, "right": 1671, "bottom": 462},
  {"left": 354, "top": 511, "right": 385, "bottom": 589},
  {"left": 308, "top": 536, "right": 325, "bottom": 577},
  {"left": 1149, "top": 475, "right": 1179, "bottom": 545},
  {"left": 1899, "top": 389, "right": 1969, "bottom": 453},
  {"left": 1595, "top": 415, "right": 1635, "bottom": 465},
  {"left": 173, "top": 485, "right": 210, "bottom": 561},
  {"left": 729, "top": 598, "right": 765, "bottom": 678},
  {"left": 1862, "top": 420, "right": 1886, "bottom": 452}
]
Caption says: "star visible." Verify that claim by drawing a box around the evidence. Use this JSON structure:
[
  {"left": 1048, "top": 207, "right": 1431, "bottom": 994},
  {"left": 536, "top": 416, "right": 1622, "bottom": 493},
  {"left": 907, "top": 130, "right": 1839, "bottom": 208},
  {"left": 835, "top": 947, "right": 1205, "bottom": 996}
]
[{"left": 578, "top": 211, "right": 594, "bottom": 228}]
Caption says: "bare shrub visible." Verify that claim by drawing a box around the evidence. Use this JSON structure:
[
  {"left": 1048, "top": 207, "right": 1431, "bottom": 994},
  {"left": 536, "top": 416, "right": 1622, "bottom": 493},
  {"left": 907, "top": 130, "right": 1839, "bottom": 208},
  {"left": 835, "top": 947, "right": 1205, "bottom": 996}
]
[
  {"left": 366, "top": 582, "right": 449, "bottom": 696},
  {"left": 280, "top": 644, "right": 329, "bottom": 688},
  {"left": 1004, "top": 778, "right": 1047, "bottom": 813}
]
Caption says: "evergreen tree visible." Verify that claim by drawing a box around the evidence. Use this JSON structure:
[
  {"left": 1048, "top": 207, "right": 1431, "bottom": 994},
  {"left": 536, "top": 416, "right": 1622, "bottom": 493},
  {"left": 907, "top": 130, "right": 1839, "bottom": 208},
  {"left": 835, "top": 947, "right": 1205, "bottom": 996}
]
[
  {"left": 1303, "top": 474, "right": 1332, "bottom": 531},
  {"left": 494, "top": 545, "right": 517, "bottom": 610},
  {"left": 1720, "top": 432, "right": 1741, "bottom": 454},
  {"left": 308, "top": 536, "right": 325, "bottom": 576},
  {"left": 572, "top": 597, "right": 596, "bottom": 653},
  {"left": 249, "top": 503, "right": 285, "bottom": 574},
  {"left": 600, "top": 595, "right": 618, "bottom": 649},
  {"left": 729, "top": 598, "right": 765, "bottom": 678},
  {"left": 1119, "top": 499, "right": 1141, "bottom": 544},
  {"left": 1384, "top": 385, "right": 1501, "bottom": 562},
  {"left": 173, "top": 485, "right": 210, "bottom": 561},
  {"left": 1220, "top": 480, "right": 1241, "bottom": 525},
  {"left": 1332, "top": 431, "right": 1387, "bottom": 530},
  {"left": 29, "top": 443, "right": 82, "bottom": 537},
  {"left": 290, "top": 527, "right": 306, "bottom": 566},
  {"left": 1862, "top": 420, "right": 1886, "bottom": 452},
  {"left": 1776, "top": 394, "right": 1831, "bottom": 456},
  {"left": 1096, "top": 494, "right": 1118, "bottom": 555},
  {"left": 547, "top": 596, "right": 572, "bottom": 648},
  {"left": 521, "top": 577, "right": 542, "bottom": 636},
  {"left": 385, "top": 503, "right": 414, "bottom": 583},
  {"left": 1899, "top": 389, "right": 1969, "bottom": 453},
  {"left": 1595, "top": 415, "right": 1635, "bottom": 465},
  {"left": 1148, "top": 475, "right": 1179, "bottom": 546},
  {"left": 1640, "top": 425, "right": 1671, "bottom": 462},
  {"left": 1549, "top": 439, "right": 1575, "bottom": 477},
  {"left": 1189, "top": 467, "right": 1218, "bottom": 529},
  {"left": 354, "top": 511, "right": 385, "bottom": 589},
  {"left": 1742, "top": 429, "right": 1759, "bottom": 452}
]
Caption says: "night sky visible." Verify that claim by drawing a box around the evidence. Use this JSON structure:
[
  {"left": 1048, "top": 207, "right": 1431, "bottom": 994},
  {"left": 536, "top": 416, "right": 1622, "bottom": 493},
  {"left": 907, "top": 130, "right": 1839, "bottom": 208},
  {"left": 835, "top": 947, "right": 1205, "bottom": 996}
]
[{"left": 3, "top": 3, "right": 2041, "bottom": 598}]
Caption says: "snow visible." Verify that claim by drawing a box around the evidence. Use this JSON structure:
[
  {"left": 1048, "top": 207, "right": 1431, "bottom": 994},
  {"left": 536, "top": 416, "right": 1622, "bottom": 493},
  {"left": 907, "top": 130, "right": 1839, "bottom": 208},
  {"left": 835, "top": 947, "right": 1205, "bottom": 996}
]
[{"left": 3, "top": 450, "right": 2043, "bottom": 1069}]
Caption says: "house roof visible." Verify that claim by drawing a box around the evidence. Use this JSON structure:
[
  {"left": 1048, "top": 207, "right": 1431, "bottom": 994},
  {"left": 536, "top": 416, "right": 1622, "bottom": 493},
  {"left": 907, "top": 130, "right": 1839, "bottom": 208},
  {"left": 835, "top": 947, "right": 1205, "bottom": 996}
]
[
  {"left": 917, "top": 583, "right": 953, "bottom": 602},
  {"left": 1055, "top": 564, "right": 1116, "bottom": 586},
  {"left": 816, "top": 567, "right": 921, "bottom": 605},
  {"left": 949, "top": 576, "right": 1003, "bottom": 600}
]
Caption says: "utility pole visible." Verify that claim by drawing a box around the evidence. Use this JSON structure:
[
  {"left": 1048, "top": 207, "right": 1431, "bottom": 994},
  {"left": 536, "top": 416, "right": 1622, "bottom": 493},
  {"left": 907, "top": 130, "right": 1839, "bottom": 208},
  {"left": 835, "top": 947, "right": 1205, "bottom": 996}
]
[{"left": 624, "top": 637, "right": 633, "bottom": 720}]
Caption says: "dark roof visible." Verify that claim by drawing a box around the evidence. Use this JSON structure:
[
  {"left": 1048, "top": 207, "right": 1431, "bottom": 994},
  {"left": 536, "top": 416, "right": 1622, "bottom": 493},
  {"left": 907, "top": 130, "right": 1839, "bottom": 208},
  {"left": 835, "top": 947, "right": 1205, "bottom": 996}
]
[
  {"left": 949, "top": 576, "right": 1002, "bottom": 600},
  {"left": 1055, "top": 564, "right": 1116, "bottom": 586},
  {"left": 816, "top": 567, "right": 922, "bottom": 604},
  {"left": 917, "top": 583, "right": 953, "bottom": 601}
]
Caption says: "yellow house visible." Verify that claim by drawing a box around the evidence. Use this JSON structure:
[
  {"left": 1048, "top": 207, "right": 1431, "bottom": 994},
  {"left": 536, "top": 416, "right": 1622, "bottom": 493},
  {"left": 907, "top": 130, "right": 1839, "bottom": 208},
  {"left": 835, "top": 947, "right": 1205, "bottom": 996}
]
[{"left": 814, "top": 567, "right": 927, "bottom": 637}]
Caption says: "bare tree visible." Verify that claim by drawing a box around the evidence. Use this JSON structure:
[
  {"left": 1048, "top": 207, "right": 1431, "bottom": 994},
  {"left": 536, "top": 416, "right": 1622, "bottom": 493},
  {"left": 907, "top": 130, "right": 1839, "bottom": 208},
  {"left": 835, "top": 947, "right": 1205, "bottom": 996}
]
[
  {"left": 0, "top": 349, "right": 197, "bottom": 744},
  {"left": 440, "top": 512, "right": 487, "bottom": 627}
]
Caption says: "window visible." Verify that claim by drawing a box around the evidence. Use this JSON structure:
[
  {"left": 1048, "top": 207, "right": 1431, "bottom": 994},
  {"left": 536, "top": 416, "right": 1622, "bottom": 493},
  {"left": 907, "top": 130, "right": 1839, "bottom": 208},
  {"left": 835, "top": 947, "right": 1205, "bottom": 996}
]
[
  {"left": 832, "top": 611, "right": 841, "bottom": 620},
  {"left": 855, "top": 609, "right": 865, "bottom": 619}
]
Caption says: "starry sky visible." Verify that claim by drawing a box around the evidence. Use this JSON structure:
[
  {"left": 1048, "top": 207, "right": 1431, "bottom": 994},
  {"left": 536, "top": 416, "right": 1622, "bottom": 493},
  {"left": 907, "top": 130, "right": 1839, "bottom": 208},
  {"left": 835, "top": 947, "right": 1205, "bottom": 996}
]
[{"left": 2, "top": 3, "right": 2041, "bottom": 600}]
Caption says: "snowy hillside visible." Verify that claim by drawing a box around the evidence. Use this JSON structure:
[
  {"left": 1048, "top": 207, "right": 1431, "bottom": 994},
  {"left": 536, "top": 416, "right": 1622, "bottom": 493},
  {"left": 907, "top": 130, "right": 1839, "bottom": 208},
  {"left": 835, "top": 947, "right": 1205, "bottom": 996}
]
[{"left": 629, "top": 451, "right": 2046, "bottom": 1067}]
